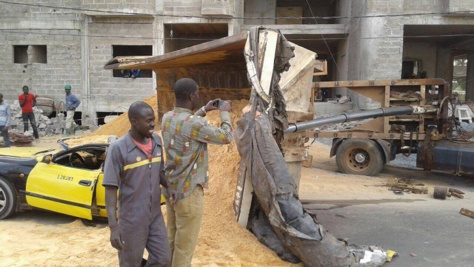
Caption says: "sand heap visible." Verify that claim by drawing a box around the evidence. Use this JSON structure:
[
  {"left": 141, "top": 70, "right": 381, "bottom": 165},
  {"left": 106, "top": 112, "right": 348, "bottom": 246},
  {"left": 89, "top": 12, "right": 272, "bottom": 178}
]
[
  {"left": 87, "top": 95, "right": 159, "bottom": 137},
  {"left": 75, "top": 97, "right": 293, "bottom": 266}
]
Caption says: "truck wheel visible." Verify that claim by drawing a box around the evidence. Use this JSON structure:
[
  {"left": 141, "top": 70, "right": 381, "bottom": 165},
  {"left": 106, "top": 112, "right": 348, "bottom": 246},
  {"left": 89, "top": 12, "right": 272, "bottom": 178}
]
[
  {"left": 0, "top": 177, "right": 17, "bottom": 219},
  {"left": 336, "top": 139, "right": 384, "bottom": 176}
]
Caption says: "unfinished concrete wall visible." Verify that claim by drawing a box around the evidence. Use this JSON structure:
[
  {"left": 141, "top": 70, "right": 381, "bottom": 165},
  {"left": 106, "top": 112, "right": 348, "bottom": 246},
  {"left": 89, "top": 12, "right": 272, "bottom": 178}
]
[
  {"left": 0, "top": 1, "right": 82, "bottom": 107},
  {"left": 3, "top": 0, "right": 473, "bottom": 119},
  {"left": 352, "top": 0, "right": 474, "bottom": 81},
  {"left": 88, "top": 18, "right": 155, "bottom": 114},
  {"left": 0, "top": 0, "right": 242, "bottom": 122},
  {"left": 244, "top": 0, "right": 276, "bottom": 25},
  {"left": 443, "top": 0, "right": 474, "bottom": 12},
  {"left": 82, "top": 0, "right": 155, "bottom": 13},
  {"left": 157, "top": 0, "right": 239, "bottom": 55},
  {"left": 344, "top": 0, "right": 474, "bottom": 109}
]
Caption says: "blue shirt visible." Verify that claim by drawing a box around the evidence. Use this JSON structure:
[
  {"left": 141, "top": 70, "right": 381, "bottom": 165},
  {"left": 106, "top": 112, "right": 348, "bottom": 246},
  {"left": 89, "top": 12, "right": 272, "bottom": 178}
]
[
  {"left": 0, "top": 101, "right": 11, "bottom": 127},
  {"left": 65, "top": 92, "right": 81, "bottom": 111}
]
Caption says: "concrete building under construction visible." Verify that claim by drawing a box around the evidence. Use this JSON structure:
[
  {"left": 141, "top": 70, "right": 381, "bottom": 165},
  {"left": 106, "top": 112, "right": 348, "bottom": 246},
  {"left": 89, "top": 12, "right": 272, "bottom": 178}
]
[{"left": 1, "top": 0, "right": 474, "bottom": 123}]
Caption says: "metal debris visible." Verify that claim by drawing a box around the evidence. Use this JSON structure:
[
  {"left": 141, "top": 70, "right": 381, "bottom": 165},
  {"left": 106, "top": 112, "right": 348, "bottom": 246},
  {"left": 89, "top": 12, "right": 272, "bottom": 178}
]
[{"left": 460, "top": 208, "right": 474, "bottom": 219}]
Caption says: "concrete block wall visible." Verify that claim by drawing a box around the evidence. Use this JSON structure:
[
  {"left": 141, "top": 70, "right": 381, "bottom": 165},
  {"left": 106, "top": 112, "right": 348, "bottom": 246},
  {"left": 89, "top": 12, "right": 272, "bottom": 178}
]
[
  {"left": 88, "top": 19, "right": 155, "bottom": 113},
  {"left": 340, "top": 0, "right": 474, "bottom": 110},
  {"left": 201, "top": 0, "right": 234, "bottom": 17},
  {"left": 0, "top": 1, "right": 83, "bottom": 110},
  {"left": 244, "top": 0, "right": 276, "bottom": 25},
  {"left": 403, "top": 0, "right": 444, "bottom": 13},
  {"left": 0, "top": 29, "right": 82, "bottom": 108},
  {"left": 162, "top": 0, "right": 202, "bottom": 15},
  {"left": 5, "top": 0, "right": 473, "bottom": 117},
  {"left": 0, "top": 0, "right": 81, "bottom": 15},
  {"left": 82, "top": 0, "right": 155, "bottom": 14},
  {"left": 444, "top": 0, "right": 474, "bottom": 12},
  {"left": 346, "top": 0, "right": 474, "bottom": 82}
]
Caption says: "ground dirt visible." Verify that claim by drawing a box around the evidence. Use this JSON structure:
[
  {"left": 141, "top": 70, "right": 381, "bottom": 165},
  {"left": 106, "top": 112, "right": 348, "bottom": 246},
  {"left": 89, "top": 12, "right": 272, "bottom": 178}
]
[{"left": 2, "top": 99, "right": 469, "bottom": 267}]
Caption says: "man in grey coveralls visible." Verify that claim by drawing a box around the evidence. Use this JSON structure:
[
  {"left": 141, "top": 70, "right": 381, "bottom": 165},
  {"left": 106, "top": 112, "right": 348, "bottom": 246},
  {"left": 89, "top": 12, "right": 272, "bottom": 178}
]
[{"left": 103, "top": 101, "right": 171, "bottom": 267}]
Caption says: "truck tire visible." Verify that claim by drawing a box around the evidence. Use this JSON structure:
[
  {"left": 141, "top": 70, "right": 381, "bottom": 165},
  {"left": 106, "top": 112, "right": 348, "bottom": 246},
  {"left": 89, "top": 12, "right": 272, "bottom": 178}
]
[
  {"left": 336, "top": 139, "right": 384, "bottom": 176},
  {"left": 0, "top": 177, "right": 17, "bottom": 219}
]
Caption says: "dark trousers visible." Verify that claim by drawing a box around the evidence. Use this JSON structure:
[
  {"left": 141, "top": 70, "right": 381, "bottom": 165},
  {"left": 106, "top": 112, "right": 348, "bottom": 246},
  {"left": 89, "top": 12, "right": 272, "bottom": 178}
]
[
  {"left": 0, "top": 125, "right": 10, "bottom": 147},
  {"left": 22, "top": 112, "right": 39, "bottom": 139}
]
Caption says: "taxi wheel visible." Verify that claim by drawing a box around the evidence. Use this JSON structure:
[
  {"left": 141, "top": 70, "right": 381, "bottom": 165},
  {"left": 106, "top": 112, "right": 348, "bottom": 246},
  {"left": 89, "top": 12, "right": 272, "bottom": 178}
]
[{"left": 0, "top": 177, "right": 17, "bottom": 220}]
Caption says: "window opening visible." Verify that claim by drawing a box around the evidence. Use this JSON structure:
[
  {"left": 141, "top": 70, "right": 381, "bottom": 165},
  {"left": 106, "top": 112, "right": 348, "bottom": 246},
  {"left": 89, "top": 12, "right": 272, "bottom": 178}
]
[
  {"left": 112, "top": 45, "right": 152, "bottom": 78},
  {"left": 14, "top": 45, "right": 47, "bottom": 64},
  {"left": 452, "top": 54, "right": 468, "bottom": 103}
]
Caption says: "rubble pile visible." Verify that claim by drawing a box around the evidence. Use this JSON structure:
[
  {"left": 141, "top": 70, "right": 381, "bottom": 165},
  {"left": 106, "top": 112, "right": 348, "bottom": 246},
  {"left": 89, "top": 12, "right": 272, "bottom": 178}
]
[{"left": 0, "top": 100, "right": 65, "bottom": 146}]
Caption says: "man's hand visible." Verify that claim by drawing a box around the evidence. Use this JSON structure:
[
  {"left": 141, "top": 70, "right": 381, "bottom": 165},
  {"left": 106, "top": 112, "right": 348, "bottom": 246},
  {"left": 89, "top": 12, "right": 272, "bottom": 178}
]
[
  {"left": 168, "top": 187, "right": 179, "bottom": 206},
  {"left": 219, "top": 100, "right": 232, "bottom": 112},
  {"left": 1, "top": 126, "right": 8, "bottom": 132},
  {"left": 204, "top": 99, "right": 220, "bottom": 112},
  {"left": 109, "top": 225, "right": 124, "bottom": 251}
]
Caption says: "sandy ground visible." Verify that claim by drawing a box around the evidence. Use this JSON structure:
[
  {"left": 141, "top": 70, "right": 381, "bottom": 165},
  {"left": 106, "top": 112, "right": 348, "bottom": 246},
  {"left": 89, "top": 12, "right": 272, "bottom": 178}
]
[{"left": 2, "top": 128, "right": 465, "bottom": 266}]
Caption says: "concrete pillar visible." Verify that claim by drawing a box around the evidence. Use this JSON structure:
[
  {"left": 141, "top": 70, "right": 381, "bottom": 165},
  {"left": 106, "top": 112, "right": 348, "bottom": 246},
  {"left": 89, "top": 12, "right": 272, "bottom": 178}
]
[
  {"left": 466, "top": 53, "right": 474, "bottom": 102},
  {"left": 81, "top": 15, "right": 96, "bottom": 125}
]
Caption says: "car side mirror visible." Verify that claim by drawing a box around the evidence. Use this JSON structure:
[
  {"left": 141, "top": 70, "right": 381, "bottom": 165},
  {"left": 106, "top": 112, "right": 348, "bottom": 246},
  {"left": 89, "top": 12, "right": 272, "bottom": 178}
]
[{"left": 42, "top": 155, "right": 52, "bottom": 164}]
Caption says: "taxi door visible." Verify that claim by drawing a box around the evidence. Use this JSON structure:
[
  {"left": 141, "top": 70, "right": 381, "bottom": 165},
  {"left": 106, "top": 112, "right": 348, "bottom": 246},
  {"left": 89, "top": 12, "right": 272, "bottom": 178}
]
[
  {"left": 25, "top": 162, "right": 100, "bottom": 220},
  {"left": 95, "top": 172, "right": 108, "bottom": 218}
]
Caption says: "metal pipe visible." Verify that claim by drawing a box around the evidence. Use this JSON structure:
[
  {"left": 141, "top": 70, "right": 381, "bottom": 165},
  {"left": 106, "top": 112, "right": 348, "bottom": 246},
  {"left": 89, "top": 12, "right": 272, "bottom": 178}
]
[{"left": 285, "top": 106, "right": 428, "bottom": 133}]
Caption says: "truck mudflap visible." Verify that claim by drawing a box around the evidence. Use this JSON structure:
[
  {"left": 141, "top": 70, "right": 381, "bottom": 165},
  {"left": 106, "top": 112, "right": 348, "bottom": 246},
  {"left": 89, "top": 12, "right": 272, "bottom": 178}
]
[{"left": 235, "top": 109, "right": 359, "bottom": 266}]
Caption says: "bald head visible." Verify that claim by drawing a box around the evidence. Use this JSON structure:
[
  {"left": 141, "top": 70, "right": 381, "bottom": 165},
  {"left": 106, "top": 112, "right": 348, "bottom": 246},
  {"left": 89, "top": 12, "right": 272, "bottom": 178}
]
[{"left": 128, "top": 101, "right": 153, "bottom": 121}]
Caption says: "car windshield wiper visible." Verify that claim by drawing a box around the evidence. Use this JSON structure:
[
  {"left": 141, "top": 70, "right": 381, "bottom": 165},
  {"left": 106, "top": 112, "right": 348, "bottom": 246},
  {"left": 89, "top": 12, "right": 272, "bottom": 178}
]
[{"left": 33, "top": 148, "right": 56, "bottom": 156}]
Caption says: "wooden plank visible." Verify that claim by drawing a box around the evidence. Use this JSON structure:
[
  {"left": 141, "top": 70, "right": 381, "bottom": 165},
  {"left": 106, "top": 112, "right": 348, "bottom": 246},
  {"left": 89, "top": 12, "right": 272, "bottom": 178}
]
[
  {"left": 350, "top": 86, "right": 385, "bottom": 104},
  {"left": 315, "top": 78, "right": 447, "bottom": 88},
  {"left": 313, "top": 60, "right": 327, "bottom": 76},
  {"left": 235, "top": 168, "right": 254, "bottom": 227},
  {"left": 353, "top": 117, "right": 384, "bottom": 132},
  {"left": 259, "top": 31, "right": 279, "bottom": 98},
  {"left": 104, "top": 31, "right": 248, "bottom": 70},
  {"left": 460, "top": 208, "right": 474, "bottom": 219},
  {"left": 384, "top": 85, "right": 391, "bottom": 134}
]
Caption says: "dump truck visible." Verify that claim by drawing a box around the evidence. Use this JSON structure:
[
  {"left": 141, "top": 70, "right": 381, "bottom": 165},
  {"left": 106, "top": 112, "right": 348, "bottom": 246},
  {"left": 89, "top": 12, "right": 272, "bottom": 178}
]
[{"left": 285, "top": 78, "right": 474, "bottom": 177}]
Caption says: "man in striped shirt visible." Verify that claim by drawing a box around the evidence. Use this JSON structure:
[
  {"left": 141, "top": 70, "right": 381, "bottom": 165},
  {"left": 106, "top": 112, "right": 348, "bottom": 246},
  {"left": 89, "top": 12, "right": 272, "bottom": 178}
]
[{"left": 161, "top": 78, "right": 233, "bottom": 267}]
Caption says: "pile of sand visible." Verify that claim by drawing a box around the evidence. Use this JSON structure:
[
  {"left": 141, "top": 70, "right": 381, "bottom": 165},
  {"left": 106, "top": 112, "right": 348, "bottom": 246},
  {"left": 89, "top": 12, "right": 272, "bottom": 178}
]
[
  {"left": 73, "top": 97, "right": 292, "bottom": 266},
  {"left": 87, "top": 95, "right": 159, "bottom": 137}
]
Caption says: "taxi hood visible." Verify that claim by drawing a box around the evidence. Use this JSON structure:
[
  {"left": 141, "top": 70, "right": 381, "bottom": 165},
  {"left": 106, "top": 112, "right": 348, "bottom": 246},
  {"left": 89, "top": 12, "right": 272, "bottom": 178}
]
[{"left": 0, "top": 147, "right": 56, "bottom": 158}]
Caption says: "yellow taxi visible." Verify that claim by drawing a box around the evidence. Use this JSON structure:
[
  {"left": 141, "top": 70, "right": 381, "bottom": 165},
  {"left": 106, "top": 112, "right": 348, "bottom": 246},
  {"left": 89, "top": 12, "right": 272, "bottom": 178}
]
[{"left": 0, "top": 143, "right": 165, "bottom": 220}]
